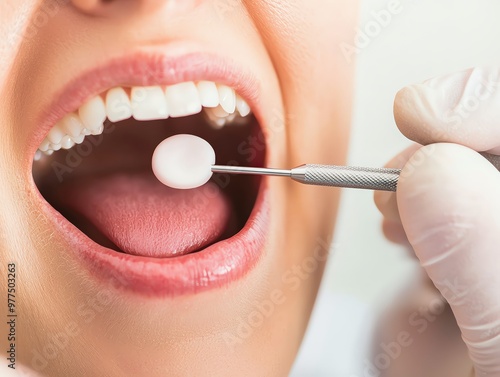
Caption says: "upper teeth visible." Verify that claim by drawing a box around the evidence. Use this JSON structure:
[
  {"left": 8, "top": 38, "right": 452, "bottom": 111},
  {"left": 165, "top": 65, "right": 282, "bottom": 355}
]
[{"left": 38, "top": 81, "right": 252, "bottom": 156}]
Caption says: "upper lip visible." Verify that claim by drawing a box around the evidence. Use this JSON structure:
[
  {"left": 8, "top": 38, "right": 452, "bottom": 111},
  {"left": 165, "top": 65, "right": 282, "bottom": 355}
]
[{"left": 30, "top": 48, "right": 271, "bottom": 296}]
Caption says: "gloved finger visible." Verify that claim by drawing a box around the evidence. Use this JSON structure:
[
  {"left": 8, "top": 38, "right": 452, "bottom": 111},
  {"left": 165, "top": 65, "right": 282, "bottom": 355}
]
[
  {"left": 381, "top": 218, "right": 409, "bottom": 245},
  {"left": 394, "top": 67, "right": 500, "bottom": 154},
  {"left": 374, "top": 144, "right": 421, "bottom": 223},
  {"left": 397, "top": 143, "right": 500, "bottom": 376}
]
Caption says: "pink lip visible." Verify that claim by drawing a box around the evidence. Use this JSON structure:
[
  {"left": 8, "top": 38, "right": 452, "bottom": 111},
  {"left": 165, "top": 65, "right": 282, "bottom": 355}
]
[{"left": 30, "top": 52, "right": 270, "bottom": 296}]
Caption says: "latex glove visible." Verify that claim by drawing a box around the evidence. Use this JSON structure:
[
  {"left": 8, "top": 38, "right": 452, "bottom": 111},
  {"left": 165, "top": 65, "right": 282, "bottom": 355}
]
[{"left": 375, "top": 67, "right": 500, "bottom": 377}]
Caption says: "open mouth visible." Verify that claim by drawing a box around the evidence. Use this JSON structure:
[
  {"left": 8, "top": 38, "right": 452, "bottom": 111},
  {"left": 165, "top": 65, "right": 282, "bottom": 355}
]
[{"left": 30, "top": 56, "right": 270, "bottom": 296}]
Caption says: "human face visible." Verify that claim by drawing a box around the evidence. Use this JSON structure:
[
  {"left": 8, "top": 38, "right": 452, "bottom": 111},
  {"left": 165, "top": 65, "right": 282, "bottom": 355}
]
[{"left": 0, "top": 1, "right": 357, "bottom": 376}]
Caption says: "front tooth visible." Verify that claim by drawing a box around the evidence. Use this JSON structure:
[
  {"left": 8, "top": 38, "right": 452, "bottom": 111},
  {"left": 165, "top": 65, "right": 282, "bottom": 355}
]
[
  {"left": 61, "top": 135, "right": 75, "bottom": 150},
  {"left": 106, "top": 87, "right": 132, "bottom": 122},
  {"left": 196, "top": 81, "right": 219, "bottom": 108},
  {"left": 211, "top": 105, "right": 229, "bottom": 118},
  {"left": 131, "top": 86, "right": 168, "bottom": 121},
  {"left": 51, "top": 143, "right": 62, "bottom": 151},
  {"left": 80, "top": 96, "right": 106, "bottom": 131},
  {"left": 204, "top": 107, "right": 227, "bottom": 129},
  {"left": 91, "top": 125, "right": 104, "bottom": 136},
  {"left": 73, "top": 134, "right": 85, "bottom": 144},
  {"left": 39, "top": 139, "right": 50, "bottom": 152},
  {"left": 236, "top": 96, "right": 251, "bottom": 117},
  {"left": 61, "top": 113, "right": 84, "bottom": 138},
  {"left": 217, "top": 84, "right": 236, "bottom": 114},
  {"left": 165, "top": 82, "right": 202, "bottom": 118},
  {"left": 47, "top": 124, "right": 65, "bottom": 144}
]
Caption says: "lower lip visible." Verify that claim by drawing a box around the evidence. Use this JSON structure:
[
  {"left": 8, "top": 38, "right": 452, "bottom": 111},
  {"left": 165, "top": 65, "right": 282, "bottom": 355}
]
[{"left": 41, "top": 180, "right": 269, "bottom": 297}]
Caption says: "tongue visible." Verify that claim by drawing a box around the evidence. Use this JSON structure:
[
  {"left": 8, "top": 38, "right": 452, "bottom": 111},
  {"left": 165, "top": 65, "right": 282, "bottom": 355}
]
[{"left": 56, "top": 172, "right": 233, "bottom": 258}]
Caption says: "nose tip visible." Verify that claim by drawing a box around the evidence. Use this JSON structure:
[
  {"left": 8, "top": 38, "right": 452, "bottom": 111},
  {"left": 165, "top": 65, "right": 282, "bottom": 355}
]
[
  {"left": 71, "top": 0, "right": 105, "bottom": 14},
  {"left": 70, "top": 0, "right": 172, "bottom": 15}
]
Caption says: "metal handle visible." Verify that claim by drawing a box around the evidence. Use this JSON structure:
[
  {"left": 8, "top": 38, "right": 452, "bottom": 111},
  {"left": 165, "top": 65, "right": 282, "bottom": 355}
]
[
  {"left": 291, "top": 153, "right": 500, "bottom": 192},
  {"left": 291, "top": 164, "right": 401, "bottom": 192}
]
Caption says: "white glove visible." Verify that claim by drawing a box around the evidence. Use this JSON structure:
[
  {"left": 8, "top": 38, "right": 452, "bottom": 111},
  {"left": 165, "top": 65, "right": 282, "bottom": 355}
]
[{"left": 375, "top": 67, "right": 500, "bottom": 376}]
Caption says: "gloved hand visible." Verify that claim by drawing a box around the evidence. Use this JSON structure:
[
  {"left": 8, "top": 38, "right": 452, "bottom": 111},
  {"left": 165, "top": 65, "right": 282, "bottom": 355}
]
[{"left": 375, "top": 67, "right": 500, "bottom": 377}]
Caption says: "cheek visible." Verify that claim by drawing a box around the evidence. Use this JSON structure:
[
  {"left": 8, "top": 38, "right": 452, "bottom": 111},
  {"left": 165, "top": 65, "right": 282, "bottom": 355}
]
[
  {"left": 244, "top": 0, "right": 358, "bottom": 158},
  {"left": 247, "top": 1, "right": 358, "bottom": 272},
  {"left": 243, "top": 0, "right": 358, "bottom": 88},
  {"left": 0, "top": 0, "right": 42, "bottom": 86}
]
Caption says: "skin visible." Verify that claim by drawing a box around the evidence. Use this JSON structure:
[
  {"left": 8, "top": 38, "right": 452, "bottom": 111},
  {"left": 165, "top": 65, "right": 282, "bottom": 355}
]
[{"left": 0, "top": 1, "right": 358, "bottom": 376}]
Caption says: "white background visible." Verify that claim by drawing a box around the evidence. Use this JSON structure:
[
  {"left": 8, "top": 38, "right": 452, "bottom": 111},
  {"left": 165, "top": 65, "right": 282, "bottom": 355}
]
[{"left": 291, "top": 0, "right": 500, "bottom": 375}]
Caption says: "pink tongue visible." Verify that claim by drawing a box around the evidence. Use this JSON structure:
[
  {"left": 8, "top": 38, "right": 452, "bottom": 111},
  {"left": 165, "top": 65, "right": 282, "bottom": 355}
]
[{"left": 57, "top": 173, "right": 232, "bottom": 257}]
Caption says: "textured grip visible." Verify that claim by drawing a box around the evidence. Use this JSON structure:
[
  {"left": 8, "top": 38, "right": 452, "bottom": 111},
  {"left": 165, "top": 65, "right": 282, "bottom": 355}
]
[
  {"left": 288, "top": 153, "right": 500, "bottom": 191},
  {"left": 295, "top": 164, "right": 401, "bottom": 191}
]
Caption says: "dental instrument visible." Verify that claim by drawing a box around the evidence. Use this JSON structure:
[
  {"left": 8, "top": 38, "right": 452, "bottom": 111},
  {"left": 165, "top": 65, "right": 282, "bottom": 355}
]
[
  {"left": 152, "top": 134, "right": 500, "bottom": 192},
  {"left": 212, "top": 152, "right": 500, "bottom": 192}
]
